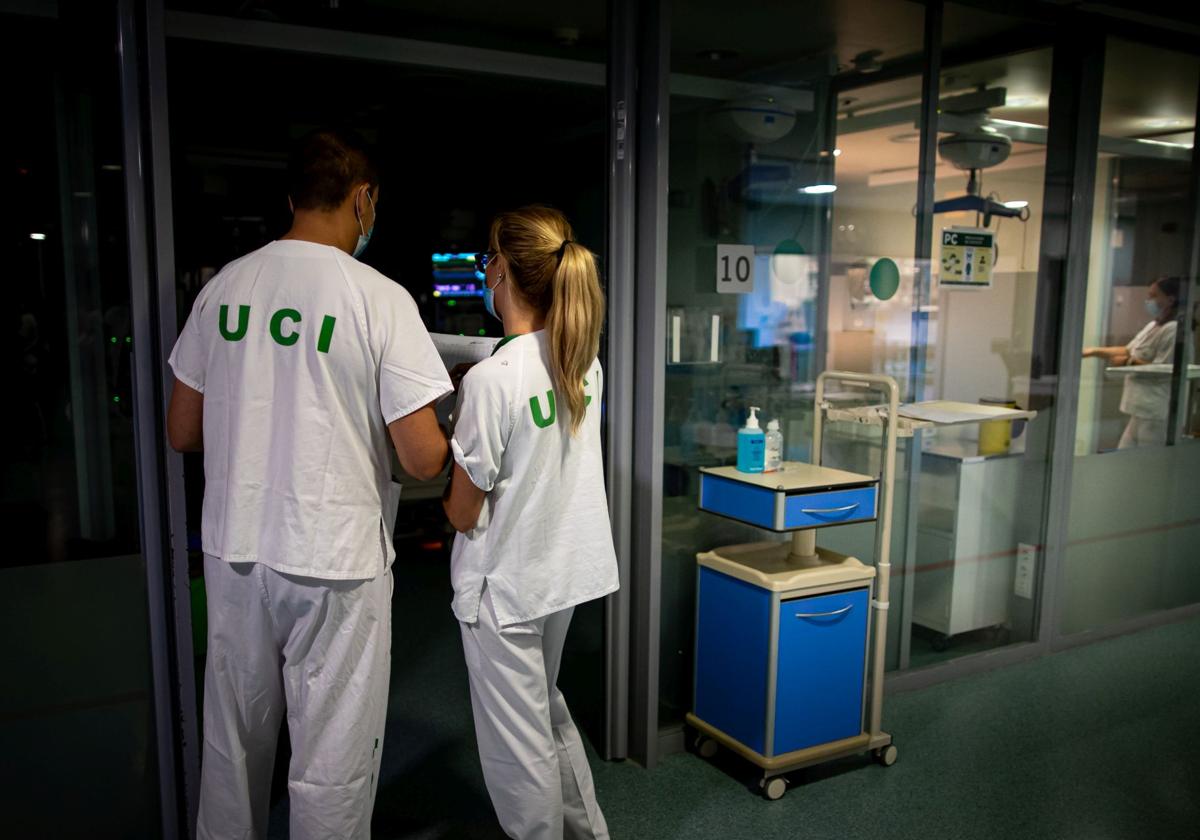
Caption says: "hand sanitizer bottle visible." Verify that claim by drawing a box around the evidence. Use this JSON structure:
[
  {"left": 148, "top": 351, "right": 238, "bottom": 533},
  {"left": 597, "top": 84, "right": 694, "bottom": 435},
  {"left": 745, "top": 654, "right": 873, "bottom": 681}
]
[
  {"left": 737, "top": 406, "right": 765, "bottom": 473},
  {"left": 764, "top": 418, "right": 783, "bottom": 473}
]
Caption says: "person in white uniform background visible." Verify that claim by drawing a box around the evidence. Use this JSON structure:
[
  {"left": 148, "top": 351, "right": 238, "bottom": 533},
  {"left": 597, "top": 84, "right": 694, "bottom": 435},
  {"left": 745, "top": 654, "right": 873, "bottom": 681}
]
[
  {"left": 443, "top": 206, "right": 619, "bottom": 840},
  {"left": 167, "top": 127, "right": 453, "bottom": 840},
  {"left": 1084, "top": 276, "right": 1181, "bottom": 449}
]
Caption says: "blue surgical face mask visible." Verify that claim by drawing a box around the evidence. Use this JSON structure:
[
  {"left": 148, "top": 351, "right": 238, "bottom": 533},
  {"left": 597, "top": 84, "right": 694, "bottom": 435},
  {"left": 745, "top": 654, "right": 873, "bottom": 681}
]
[
  {"left": 1145, "top": 298, "right": 1162, "bottom": 319},
  {"left": 352, "top": 189, "right": 376, "bottom": 259},
  {"left": 484, "top": 273, "right": 505, "bottom": 321}
]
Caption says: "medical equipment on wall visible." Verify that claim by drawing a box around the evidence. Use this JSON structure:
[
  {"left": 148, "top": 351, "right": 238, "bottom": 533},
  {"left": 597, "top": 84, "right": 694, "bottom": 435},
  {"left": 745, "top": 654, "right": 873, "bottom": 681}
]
[
  {"left": 713, "top": 94, "right": 798, "bottom": 144},
  {"left": 933, "top": 94, "right": 1032, "bottom": 226}
]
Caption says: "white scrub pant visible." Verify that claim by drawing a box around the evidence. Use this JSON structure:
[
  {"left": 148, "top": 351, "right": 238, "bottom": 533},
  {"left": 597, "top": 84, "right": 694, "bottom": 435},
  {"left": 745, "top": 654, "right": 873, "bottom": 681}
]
[
  {"left": 1119, "top": 416, "right": 1167, "bottom": 449},
  {"left": 460, "top": 588, "right": 609, "bottom": 840},
  {"left": 197, "top": 555, "right": 391, "bottom": 840}
]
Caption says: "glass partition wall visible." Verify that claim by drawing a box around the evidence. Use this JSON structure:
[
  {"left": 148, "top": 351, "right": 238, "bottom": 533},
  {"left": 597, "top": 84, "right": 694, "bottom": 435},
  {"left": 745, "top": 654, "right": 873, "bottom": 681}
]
[
  {"left": 655, "top": 0, "right": 1071, "bottom": 736},
  {"left": 1062, "top": 39, "right": 1200, "bottom": 636}
]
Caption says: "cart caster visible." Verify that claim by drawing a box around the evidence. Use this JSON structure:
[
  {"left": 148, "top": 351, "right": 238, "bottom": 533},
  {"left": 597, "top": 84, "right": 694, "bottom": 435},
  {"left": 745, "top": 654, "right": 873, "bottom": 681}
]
[
  {"left": 761, "top": 777, "right": 788, "bottom": 801},
  {"left": 874, "top": 744, "right": 898, "bottom": 767},
  {"left": 931, "top": 634, "right": 952, "bottom": 653},
  {"left": 695, "top": 736, "right": 718, "bottom": 760}
]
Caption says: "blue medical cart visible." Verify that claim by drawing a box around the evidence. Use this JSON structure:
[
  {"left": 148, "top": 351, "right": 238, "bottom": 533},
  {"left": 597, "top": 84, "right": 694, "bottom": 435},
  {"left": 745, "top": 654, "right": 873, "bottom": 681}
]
[{"left": 688, "top": 372, "right": 901, "bottom": 800}]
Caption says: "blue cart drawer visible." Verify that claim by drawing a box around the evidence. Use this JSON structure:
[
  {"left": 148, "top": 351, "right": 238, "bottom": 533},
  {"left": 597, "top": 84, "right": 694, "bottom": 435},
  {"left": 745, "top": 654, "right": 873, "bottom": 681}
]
[
  {"left": 699, "top": 474, "right": 878, "bottom": 531},
  {"left": 773, "top": 588, "right": 869, "bottom": 755},
  {"left": 698, "top": 474, "right": 778, "bottom": 529},
  {"left": 784, "top": 486, "right": 877, "bottom": 529}
]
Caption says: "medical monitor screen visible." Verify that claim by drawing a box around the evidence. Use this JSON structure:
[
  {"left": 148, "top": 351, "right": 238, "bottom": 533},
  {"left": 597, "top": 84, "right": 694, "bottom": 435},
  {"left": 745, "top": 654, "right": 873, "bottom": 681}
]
[{"left": 432, "top": 252, "right": 484, "bottom": 298}]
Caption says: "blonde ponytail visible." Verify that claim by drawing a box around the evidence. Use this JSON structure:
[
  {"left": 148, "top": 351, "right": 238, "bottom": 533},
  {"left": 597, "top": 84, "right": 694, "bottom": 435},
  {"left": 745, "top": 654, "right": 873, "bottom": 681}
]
[
  {"left": 547, "top": 242, "right": 604, "bottom": 434},
  {"left": 490, "top": 206, "right": 605, "bottom": 435}
]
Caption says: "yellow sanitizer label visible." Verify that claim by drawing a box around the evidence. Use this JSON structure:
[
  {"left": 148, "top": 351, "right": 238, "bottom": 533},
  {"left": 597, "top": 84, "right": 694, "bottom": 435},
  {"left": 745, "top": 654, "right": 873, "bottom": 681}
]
[{"left": 940, "top": 228, "right": 994, "bottom": 288}]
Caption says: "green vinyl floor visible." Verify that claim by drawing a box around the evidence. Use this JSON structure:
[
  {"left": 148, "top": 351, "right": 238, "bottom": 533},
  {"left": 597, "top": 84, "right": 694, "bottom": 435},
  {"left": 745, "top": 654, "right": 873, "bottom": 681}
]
[{"left": 264, "top": 548, "right": 1200, "bottom": 840}]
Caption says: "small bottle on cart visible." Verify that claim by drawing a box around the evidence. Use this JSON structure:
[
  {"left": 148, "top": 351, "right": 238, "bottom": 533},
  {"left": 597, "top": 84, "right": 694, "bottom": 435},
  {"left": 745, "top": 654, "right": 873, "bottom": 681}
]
[{"left": 764, "top": 418, "right": 783, "bottom": 472}]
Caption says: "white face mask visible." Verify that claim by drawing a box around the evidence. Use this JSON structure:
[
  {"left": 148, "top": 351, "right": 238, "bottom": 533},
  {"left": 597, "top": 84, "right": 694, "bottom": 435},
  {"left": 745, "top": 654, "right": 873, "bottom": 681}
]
[{"left": 353, "top": 189, "right": 376, "bottom": 258}]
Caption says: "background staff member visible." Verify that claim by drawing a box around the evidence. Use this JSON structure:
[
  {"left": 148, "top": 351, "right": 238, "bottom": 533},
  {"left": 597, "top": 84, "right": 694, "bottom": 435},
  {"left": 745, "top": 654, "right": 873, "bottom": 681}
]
[
  {"left": 167, "top": 127, "right": 452, "bottom": 840},
  {"left": 1084, "top": 276, "right": 1181, "bottom": 449},
  {"left": 443, "top": 206, "right": 618, "bottom": 840}
]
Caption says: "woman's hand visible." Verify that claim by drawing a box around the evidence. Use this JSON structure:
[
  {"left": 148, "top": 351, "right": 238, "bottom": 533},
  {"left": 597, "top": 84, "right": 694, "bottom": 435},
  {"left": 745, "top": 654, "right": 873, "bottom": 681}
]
[{"left": 450, "top": 363, "right": 475, "bottom": 392}]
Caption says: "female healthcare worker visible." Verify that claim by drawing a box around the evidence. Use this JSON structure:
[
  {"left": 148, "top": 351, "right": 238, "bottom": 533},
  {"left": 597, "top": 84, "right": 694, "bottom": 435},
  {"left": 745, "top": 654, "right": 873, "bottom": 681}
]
[
  {"left": 1084, "top": 276, "right": 1181, "bottom": 448},
  {"left": 443, "top": 206, "right": 618, "bottom": 840}
]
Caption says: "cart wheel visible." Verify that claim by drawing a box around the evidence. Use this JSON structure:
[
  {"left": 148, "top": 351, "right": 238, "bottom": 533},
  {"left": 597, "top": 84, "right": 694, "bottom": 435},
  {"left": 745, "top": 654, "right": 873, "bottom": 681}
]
[
  {"left": 762, "top": 777, "right": 788, "bottom": 801},
  {"left": 875, "top": 744, "right": 898, "bottom": 767},
  {"left": 931, "top": 634, "right": 951, "bottom": 653},
  {"left": 697, "top": 737, "right": 718, "bottom": 760}
]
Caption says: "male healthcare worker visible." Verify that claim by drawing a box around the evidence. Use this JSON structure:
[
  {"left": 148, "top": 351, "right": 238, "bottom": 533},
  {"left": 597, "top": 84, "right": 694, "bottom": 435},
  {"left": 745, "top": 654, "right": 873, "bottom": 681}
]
[{"left": 167, "top": 127, "right": 453, "bottom": 840}]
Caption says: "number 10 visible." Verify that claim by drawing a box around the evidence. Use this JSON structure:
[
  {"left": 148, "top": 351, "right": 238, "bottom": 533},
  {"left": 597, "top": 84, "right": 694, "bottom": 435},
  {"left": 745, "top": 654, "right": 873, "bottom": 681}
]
[{"left": 721, "top": 255, "right": 751, "bottom": 283}]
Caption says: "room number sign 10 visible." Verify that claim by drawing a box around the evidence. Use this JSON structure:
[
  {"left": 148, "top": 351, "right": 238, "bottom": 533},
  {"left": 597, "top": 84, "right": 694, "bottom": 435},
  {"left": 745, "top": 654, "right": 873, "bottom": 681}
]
[{"left": 716, "top": 244, "right": 755, "bottom": 294}]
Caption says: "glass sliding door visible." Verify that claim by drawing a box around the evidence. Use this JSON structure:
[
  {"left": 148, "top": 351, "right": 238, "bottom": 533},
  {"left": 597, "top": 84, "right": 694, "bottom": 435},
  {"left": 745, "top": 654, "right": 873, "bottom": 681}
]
[
  {"left": 656, "top": 0, "right": 927, "bottom": 731},
  {"left": 0, "top": 1, "right": 162, "bottom": 834},
  {"left": 907, "top": 32, "right": 1056, "bottom": 666},
  {"left": 163, "top": 1, "right": 611, "bottom": 830}
]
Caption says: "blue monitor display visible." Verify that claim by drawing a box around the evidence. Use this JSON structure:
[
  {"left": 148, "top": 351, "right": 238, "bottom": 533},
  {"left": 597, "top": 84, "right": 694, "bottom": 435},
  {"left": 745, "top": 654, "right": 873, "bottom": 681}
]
[{"left": 432, "top": 252, "right": 485, "bottom": 298}]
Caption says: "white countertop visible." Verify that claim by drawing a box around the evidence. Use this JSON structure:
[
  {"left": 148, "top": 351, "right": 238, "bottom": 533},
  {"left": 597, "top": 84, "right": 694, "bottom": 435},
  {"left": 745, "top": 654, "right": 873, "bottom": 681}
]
[{"left": 1106, "top": 364, "right": 1200, "bottom": 379}]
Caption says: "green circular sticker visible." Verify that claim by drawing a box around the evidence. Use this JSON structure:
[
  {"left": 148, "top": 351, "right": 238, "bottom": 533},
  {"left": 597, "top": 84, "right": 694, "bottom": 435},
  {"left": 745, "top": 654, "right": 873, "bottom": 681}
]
[
  {"left": 773, "top": 238, "right": 806, "bottom": 256},
  {"left": 870, "top": 258, "right": 900, "bottom": 301}
]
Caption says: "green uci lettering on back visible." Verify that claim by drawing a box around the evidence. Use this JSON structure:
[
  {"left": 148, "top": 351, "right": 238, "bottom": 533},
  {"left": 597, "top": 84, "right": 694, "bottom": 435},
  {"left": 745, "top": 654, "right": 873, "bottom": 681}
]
[
  {"left": 218, "top": 304, "right": 250, "bottom": 341},
  {"left": 270, "top": 308, "right": 302, "bottom": 346},
  {"left": 584, "top": 377, "right": 592, "bottom": 408},
  {"left": 317, "top": 315, "right": 337, "bottom": 353},
  {"left": 530, "top": 390, "right": 556, "bottom": 428}
]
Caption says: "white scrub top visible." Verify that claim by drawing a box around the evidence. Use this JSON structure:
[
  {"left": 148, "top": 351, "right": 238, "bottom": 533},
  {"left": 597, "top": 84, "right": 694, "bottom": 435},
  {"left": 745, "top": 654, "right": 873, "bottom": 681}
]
[
  {"left": 169, "top": 240, "right": 452, "bottom": 580},
  {"left": 1120, "top": 319, "right": 1177, "bottom": 420},
  {"left": 450, "top": 331, "right": 619, "bottom": 627}
]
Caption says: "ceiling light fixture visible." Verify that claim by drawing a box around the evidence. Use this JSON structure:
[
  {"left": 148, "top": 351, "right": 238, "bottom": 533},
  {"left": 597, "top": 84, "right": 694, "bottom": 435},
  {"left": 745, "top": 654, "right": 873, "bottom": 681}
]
[
  {"left": 852, "top": 50, "right": 884, "bottom": 74},
  {"left": 1144, "top": 117, "right": 1188, "bottom": 130},
  {"left": 990, "top": 118, "right": 1047, "bottom": 130},
  {"left": 800, "top": 184, "right": 838, "bottom": 195}
]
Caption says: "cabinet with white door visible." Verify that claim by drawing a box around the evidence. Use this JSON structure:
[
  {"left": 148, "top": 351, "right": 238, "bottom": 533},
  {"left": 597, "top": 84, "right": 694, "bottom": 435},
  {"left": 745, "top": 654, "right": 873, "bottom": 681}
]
[{"left": 911, "top": 442, "right": 1025, "bottom": 648}]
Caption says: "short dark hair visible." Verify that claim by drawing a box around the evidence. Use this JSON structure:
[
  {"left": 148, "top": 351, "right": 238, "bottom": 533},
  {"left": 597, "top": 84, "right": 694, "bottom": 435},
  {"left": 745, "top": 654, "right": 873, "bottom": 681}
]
[
  {"left": 287, "top": 127, "right": 379, "bottom": 211},
  {"left": 1154, "top": 276, "right": 1182, "bottom": 307}
]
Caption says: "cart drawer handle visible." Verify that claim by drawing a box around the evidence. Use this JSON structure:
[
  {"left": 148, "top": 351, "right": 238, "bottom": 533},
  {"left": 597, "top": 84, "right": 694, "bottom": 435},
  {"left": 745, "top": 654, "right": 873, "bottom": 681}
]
[
  {"left": 795, "top": 604, "right": 854, "bottom": 619},
  {"left": 800, "top": 503, "right": 860, "bottom": 515}
]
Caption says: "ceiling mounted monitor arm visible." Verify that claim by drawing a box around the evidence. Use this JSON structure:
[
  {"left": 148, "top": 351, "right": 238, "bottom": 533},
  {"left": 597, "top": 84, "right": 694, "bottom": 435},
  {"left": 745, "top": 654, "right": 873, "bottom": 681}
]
[{"left": 933, "top": 191, "right": 1027, "bottom": 226}]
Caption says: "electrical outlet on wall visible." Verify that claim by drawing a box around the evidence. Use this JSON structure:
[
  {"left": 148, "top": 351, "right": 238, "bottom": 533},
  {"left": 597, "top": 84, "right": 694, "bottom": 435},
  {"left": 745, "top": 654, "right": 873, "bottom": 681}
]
[{"left": 1014, "top": 543, "right": 1036, "bottom": 600}]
